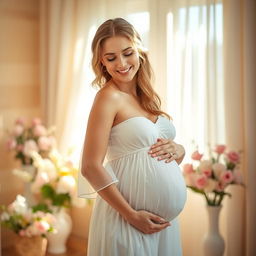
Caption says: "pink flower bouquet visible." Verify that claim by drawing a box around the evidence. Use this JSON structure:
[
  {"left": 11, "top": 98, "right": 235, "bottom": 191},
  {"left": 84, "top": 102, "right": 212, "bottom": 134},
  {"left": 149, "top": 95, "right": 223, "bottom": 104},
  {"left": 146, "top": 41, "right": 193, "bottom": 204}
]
[
  {"left": 6, "top": 118, "right": 56, "bottom": 165},
  {"left": 0, "top": 195, "right": 55, "bottom": 237},
  {"left": 183, "top": 145, "right": 244, "bottom": 206}
]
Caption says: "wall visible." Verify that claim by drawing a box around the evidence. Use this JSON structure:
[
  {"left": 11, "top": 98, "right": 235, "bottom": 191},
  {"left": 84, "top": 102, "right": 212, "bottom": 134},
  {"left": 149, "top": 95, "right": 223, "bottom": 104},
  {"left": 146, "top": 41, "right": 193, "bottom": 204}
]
[
  {"left": 0, "top": 1, "right": 93, "bottom": 249},
  {"left": 0, "top": 0, "right": 40, "bottom": 248}
]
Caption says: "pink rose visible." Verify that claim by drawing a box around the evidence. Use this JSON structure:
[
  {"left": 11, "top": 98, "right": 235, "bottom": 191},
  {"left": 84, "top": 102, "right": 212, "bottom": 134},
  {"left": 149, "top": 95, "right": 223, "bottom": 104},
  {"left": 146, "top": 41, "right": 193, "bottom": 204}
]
[
  {"left": 183, "top": 164, "right": 194, "bottom": 175},
  {"left": 33, "top": 125, "right": 46, "bottom": 137},
  {"left": 202, "top": 169, "right": 212, "bottom": 177},
  {"left": 220, "top": 170, "right": 234, "bottom": 184},
  {"left": 12, "top": 124, "right": 24, "bottom": 136},
  {"left": 195, "top": 174, "right": 208, "bottom": 189},
  {"left": 191, "top": 150, "right": 203, "bottom": 161},
  {"left": 226, "top": 151, "right": 240, "bottom": 163},
  {"left": 32, "top": 118, "right": 42, "bottom": 126},
  {"left": 6, "top": 139, "right": 17, "bottom": 150},
  {"left": 34, "top": 221, "right": 49, "bottom": 233},
  {"left": 215, "top": 181, "right": 226, "bottom": 192},
  {"left": 214, "top": 144, "right": 226, "bottom": 154},
  {"left": 15, "top": 118, "right": 25, "bottom": 125}
]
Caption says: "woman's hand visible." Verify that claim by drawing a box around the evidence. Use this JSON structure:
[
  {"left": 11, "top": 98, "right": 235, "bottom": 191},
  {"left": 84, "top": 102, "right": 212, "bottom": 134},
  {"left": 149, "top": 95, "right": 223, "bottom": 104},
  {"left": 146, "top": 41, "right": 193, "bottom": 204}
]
[
  {"left": 148, "top": 138, "right": 185, "bottom": 164},
  {"left": 126, "top": 210, "right": 171, "bottom": 234}
]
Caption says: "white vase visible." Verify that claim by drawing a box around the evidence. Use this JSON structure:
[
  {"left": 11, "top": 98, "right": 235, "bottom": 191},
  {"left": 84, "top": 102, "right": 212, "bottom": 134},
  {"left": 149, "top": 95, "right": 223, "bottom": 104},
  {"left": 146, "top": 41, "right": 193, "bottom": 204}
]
[
  {"left": 203, "top": 205, "right": 225, "bottom": 256},
  {"left": 21, "top": 165, "right": 37, "bottom": 206},
  {"left": 46, "top": 208, "right": 72, "bottom": 254}
]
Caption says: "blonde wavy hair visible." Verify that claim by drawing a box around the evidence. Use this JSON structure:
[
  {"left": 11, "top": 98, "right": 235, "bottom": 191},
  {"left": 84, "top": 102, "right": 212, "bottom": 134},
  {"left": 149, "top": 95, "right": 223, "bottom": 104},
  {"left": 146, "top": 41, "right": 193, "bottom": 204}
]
[{"left": 91, "top": 18, "right": 170, "bottom": 119}]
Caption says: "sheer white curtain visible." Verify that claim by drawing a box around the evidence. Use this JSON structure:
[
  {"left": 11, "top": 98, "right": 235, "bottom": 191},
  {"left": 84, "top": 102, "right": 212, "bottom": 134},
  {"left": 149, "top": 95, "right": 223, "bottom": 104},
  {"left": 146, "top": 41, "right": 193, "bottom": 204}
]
[
  {"left": 149, "top": 0, "right": 224, "bottom": 157},
  {"left": 149, "top": 1, "right": 227, "bottom": 255},
  {"left": 40, "top": 0, "right": 150, "bottom": 162}
]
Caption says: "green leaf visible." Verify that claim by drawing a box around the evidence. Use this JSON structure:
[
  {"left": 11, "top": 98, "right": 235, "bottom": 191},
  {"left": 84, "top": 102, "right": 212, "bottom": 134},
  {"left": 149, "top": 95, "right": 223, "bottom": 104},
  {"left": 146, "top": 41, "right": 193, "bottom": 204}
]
[
  {"left": 52, "top": 193, "right": 71, "bottom": 207},
  {"left": 41, "top": 184, "right": 55, "bottom": 199},
  {"left": 187, "top": 186, "right": 205, "bottom": 195},
  {"left": 32, "top": 203, "right": 51, "bottom": 213}
]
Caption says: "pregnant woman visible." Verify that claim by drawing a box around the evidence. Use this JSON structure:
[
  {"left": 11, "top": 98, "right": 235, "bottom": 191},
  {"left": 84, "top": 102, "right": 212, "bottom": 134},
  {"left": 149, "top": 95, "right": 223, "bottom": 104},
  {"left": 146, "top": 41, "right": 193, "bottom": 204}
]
[{"left": 79, "top": 18, "right": 187, "bottom": 255}]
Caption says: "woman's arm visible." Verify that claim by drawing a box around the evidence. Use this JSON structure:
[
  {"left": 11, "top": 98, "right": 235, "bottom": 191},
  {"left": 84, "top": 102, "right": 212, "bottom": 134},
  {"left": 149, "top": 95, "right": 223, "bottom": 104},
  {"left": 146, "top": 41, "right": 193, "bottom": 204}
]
[{"left": 81, "top": 88, "right": 170, "bottom": 234}]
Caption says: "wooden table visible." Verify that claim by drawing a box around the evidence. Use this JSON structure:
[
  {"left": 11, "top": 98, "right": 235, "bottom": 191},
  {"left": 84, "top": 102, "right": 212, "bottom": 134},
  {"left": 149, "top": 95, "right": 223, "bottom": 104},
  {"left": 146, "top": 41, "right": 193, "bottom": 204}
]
[{"left": 2, "top": 235, "right": 87, "bottom": 256}]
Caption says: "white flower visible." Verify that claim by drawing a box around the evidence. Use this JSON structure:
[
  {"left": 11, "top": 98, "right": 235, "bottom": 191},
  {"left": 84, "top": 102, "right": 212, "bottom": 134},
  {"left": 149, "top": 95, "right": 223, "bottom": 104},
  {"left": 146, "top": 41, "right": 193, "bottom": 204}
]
[
  {"left": 11, "top": 195, "right": 28, "bottom": 215},
  {"left": 39, "top": 159, "right": 57, "bottom": 181},
  {"left": 31, "top": 171, "right": 49, "bottom": 193},
  {"left": 23, "top": 140, "right": 38, "bottom": 156},
  {"left": 44, "top": 212, "right": 56, "bottom": 225},
  {"left": 199, "top": 160, "right": 212, "bottom": 172},
  {"left": 212, "top": 163, "right": 226, "bottom": 179},
  {"left": 204, "top": 179, "right": 218, "bottom": 193},
  {"left": 56, "top": 175, "right": 76, "bottom": 194},
  {"left": 38, "top": 136, "right": 51, "bottom": 151},
  {"left": 30, "top": 151, "right": 43, "bottom": 168}
]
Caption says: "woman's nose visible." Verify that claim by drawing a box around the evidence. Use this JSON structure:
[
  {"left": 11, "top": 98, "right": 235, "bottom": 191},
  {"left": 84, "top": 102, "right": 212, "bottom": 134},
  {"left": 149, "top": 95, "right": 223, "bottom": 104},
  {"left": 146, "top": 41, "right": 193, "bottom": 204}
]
[{"left": 117, "top": 56, "right": 126, "bottom": 68}]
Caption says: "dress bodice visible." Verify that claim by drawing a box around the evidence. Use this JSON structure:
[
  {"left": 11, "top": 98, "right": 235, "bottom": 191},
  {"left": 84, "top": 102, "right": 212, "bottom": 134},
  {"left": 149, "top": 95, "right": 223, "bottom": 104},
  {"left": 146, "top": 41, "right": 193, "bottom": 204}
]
[{"left": 106, "top": 116, "right": 176, "bottom": 161}]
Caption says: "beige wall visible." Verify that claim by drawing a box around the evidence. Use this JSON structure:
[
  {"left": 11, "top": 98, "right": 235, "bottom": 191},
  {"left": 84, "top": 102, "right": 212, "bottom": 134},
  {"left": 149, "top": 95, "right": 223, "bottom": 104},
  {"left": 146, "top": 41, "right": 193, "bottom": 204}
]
[
  {"left": 0, "top": 0, "right": 92, "bottom": 249},
  {"left": 0, "top": 0, "right": 40, "bottom": 248}
]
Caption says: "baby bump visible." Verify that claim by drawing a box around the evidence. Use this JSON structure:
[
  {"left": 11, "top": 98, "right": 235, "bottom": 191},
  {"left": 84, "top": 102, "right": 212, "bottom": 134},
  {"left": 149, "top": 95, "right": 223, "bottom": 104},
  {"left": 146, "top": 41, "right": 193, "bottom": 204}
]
[{"left": 111, "top": 153, "right": 187, "bottom": 221}]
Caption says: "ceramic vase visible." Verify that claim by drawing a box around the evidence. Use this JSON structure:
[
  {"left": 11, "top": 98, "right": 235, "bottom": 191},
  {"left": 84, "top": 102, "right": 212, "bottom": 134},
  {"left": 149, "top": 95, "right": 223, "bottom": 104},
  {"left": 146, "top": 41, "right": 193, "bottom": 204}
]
[
  {"left": 203, "top": 205, "right": 225, "bottom": 256},
  {"left": 46, "top": 208, "right": 72, "bottom": 254},
  {"left": 21, "top": 165, "right": 36, "bottom": 206}
]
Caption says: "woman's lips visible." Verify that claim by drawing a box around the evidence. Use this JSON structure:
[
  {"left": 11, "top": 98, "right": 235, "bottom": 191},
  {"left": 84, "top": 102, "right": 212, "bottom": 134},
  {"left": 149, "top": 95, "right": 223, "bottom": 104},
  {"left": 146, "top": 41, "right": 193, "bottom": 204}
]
[{"left": 117, "top": 66, "right": 132, "bottom": 74}]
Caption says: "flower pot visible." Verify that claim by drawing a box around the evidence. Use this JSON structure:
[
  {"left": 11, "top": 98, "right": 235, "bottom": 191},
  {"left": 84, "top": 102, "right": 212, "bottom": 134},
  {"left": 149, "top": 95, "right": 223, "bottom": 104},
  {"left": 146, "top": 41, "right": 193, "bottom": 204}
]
[
  {"left": 46, "top": 208, "right": 72, "bottom": 254},
  {"left": 14, "top": 235, "right": 47, "bottom": 256},
  {"left": 203, "top": 205, "right": 225, "bottom": 256}
]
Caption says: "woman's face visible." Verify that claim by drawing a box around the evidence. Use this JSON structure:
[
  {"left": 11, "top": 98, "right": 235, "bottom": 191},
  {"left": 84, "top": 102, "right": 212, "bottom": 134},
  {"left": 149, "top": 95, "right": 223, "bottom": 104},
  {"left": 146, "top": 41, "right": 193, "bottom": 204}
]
[{"left": 101, "top": 36, "right": 140, "bottom": 85}]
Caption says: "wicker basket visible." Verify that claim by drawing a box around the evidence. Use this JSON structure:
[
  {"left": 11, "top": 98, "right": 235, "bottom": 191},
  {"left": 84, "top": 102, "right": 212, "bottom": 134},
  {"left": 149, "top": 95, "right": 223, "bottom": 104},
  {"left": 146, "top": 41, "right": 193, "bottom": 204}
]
[{"left": 14, "top": 235, "right": 47, "bottom": 256}]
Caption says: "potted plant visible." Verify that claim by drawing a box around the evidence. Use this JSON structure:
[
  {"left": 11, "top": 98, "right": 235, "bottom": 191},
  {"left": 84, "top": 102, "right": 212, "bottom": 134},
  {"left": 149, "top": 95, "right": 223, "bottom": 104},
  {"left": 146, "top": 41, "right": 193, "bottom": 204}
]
[{"left": 1, "top": 195, "right": 55, "bottom": 256}]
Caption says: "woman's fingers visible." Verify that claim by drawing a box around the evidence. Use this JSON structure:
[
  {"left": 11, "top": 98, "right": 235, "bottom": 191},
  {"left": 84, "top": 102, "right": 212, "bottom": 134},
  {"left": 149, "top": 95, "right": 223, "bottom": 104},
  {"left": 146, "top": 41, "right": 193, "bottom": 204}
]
[
  {"left": 149, "top": 138, "right": 185, "bottom": 163},
  {"left": 150, "top": 222, "right": 171, "bottom": 233},
  {"left": 149, "top": 212, "right": 168, "bottom": 224},
  {"left": 128, "top": 210, "right": 171, "bottom": 234},
  {"left": 149, "top": 139, "right": 176, "bottom": 158}
]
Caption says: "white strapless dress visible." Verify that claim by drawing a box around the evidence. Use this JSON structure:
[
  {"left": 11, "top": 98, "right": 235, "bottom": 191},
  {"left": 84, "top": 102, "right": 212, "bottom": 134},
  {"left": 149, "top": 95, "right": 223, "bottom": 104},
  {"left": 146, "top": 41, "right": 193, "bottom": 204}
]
[{"left": 87, "top": 116, "right": 187, "bottom": 256}]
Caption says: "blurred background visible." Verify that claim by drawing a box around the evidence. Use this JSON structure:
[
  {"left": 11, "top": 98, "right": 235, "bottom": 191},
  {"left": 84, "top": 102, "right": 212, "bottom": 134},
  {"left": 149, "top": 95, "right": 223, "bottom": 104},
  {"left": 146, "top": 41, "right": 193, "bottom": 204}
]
[{"left": 0, "top": 0, "right": 255, "bottom": 255}]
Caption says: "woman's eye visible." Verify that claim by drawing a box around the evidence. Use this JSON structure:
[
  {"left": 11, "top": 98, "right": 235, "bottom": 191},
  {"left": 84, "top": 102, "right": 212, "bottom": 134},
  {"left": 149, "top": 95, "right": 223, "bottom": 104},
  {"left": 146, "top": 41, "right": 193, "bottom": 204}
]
[
  {"left": 107, "top": 58, "right": 115, "bottom": 62},
  {"left": 124, "top": 52, "right": 133, "bottom": 57}
]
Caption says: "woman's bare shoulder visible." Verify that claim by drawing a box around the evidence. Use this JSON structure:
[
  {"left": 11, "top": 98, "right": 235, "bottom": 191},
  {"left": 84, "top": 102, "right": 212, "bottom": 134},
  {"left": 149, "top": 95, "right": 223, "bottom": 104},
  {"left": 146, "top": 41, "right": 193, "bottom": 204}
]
[
  {"left": 92, "top": 83, "right": 123, "bottom": 113},
  {"left": 95, "top": 83, "right": 123, "bottom": 104}
]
